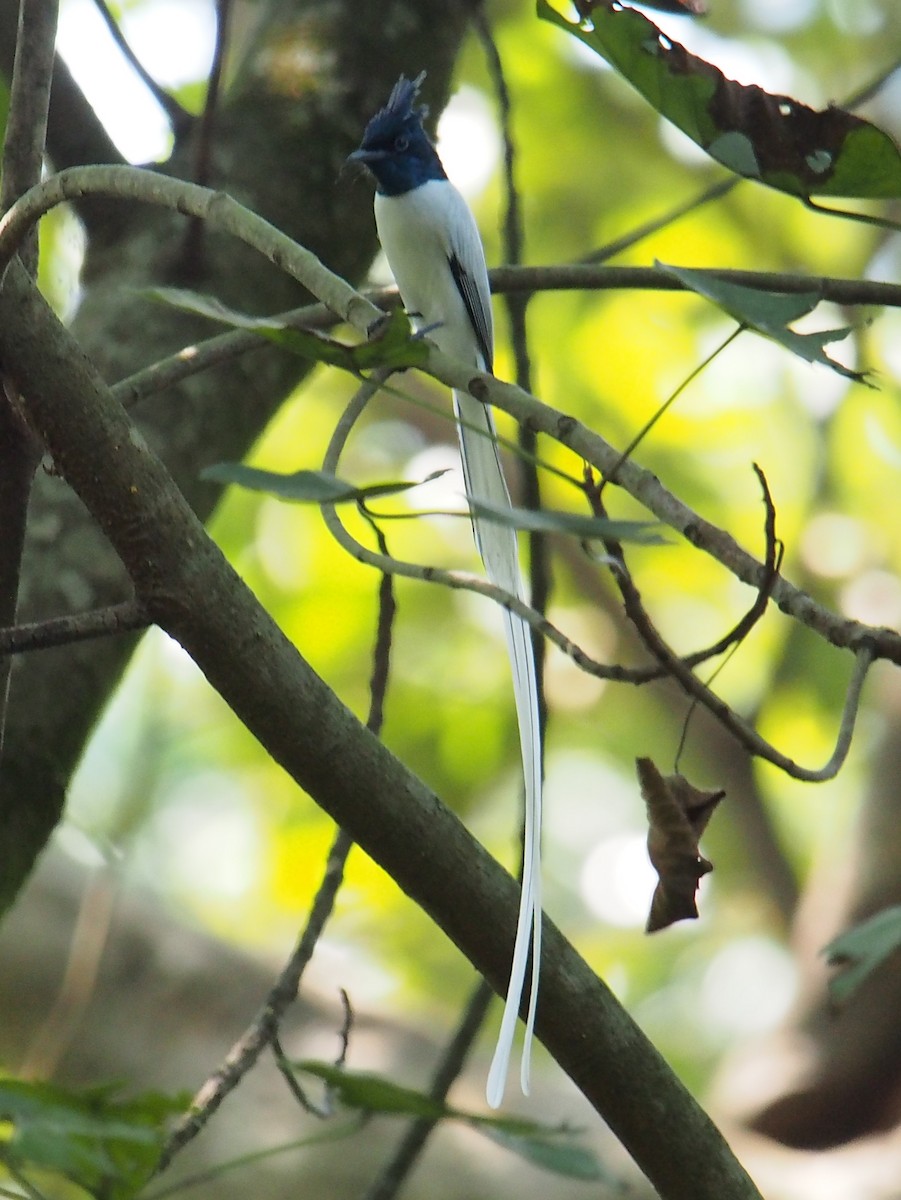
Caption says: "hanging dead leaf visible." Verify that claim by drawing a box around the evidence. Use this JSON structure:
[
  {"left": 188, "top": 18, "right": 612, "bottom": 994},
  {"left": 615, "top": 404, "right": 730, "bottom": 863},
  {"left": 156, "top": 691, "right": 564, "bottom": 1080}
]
[{"left": 637, "top": 757, "right": 725, "bottom": 933}]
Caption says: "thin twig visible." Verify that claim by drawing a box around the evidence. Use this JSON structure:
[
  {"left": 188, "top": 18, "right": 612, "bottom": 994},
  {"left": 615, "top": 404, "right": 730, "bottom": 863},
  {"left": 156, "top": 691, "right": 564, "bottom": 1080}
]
[
  {"left": 599, "top": 326, "right": 744, "bottom": 493},
  {"left": 0, "top": 599, "right": 149, "bottom": 654},
  {"left": 585, "top": 474, "right": 875, "bottom": 781},
  {"left": 582, "top": 177, "right": 737, "bottom": 265},
  {"left": 803, "top": 195, "right": 901, "bottom": 235},
  {"left": 194, "top": 0, "right": 231, "bottom": 188},
  {"left": 111, "top": 300, "right": 338, "bottom": 406},
  {"left": 154, "top": 825, "right": 355, "bottom": 1174},
  {"left": 489, "top": 262, "right": 901, "bottom": 307},
  {"left": 91, "top": 0, "right": 192, "bottom": 137},
  {"left": 686, "top": 464, "right": 782, "bottom": 662},
  {"left": 272, "top": 1033, "right": 330, "bottom": 1118},
  {"left": 181, "top": 0, "right": 233, "bottom": 274}
]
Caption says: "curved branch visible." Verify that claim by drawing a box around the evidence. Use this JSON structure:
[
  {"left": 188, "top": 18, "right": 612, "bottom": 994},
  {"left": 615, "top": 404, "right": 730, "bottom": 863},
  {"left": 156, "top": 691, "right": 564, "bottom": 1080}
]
[
  {"left": 0, "top": 164, "right": 382, "bottom": 334},
  {"left": 323, "top": 380, "right": 875, "bottom": 780}
]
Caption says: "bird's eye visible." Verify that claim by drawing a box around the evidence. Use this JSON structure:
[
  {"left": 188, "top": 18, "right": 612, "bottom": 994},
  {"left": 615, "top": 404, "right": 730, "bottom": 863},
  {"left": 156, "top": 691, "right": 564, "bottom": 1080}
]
[{"left": 394, "top": 134, "right": 409, "bottom": 152}]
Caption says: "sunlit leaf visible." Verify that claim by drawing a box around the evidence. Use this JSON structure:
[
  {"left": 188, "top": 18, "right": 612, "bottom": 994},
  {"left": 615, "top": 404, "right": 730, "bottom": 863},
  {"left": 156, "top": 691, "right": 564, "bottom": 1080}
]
[
  {"left": 201, "top": 463, "right": 446, "bottom": 503},
  {"left": 657, "top": 262, "right": 867, "bottom": 382},
  {"left": 539, "top": 0, "right": 901, "bottom": 199},
  {"left": 469, "top": 500, "right": 665, "bottom": 543},
  {"left": 144, "top": 287, "right": 426, "bottom": 372},
  {"left": 824, "top": 906, "right": 901, "bottom": 1004}
]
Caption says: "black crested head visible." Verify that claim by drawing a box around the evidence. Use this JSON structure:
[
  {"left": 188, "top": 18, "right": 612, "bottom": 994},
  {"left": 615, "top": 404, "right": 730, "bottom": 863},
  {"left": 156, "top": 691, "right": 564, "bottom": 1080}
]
[
  {"left": 349, "top": 72, "right": 447, "bottom": 197},
  {"left": 366, "top": 71, "right": 429, "bottom": 142}
]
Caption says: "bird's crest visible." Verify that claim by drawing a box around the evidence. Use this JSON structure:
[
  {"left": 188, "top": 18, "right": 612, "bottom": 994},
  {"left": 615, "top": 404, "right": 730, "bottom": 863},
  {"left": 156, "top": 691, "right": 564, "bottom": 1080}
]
[{"left": 361, "top": 72, "right": 428, "bottom": 146}]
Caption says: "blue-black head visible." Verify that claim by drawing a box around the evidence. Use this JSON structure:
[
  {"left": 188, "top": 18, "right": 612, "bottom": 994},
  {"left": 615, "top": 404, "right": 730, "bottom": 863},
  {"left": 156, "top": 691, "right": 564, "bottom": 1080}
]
[{"left": 349, "top": 72, "right": 446, "bottom": 196}]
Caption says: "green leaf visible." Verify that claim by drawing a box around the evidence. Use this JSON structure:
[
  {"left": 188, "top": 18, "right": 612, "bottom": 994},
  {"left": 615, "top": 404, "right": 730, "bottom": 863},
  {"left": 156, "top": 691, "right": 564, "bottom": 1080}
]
[
  {"left": 201, "top": 464, "right": 446, "bottom": 503},
  {"left": 824, "top": 906, "right": 901, "bottom": 1004},
  {"left": 144, "top": 288, "right": 427, "bottom": 372},
  {"left": 0, "top": 1079, "right": 186, "bottom": 1199},
  {"left": 657, "top": 262, "right": 867, "bottom": 383},
  {"left": 295, "top": 1062, "right": 450, "bottom": 1120},
  {"left": 481, "top": 1126, "right": 606, "bottom": 1181},
  {"left": 293, "top": 1063, "right": 607, "bottom": 1179},
  {"left": 538, "top": 0, "right": 901, "bottom": 199},
  {"left": 469, "top": 500, "right": 665, "bottom": 543}
]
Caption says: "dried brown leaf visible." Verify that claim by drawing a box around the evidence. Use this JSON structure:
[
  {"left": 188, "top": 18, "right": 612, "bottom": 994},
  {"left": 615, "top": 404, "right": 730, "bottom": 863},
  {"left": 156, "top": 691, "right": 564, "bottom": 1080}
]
[{"left": 637, "top": 757, "right": 724, "bottom": 933}]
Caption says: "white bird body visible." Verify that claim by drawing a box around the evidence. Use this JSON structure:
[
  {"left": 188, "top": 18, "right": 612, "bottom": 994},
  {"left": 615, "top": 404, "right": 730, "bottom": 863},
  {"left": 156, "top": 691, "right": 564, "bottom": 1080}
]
[
  {"left": 352, "top": 77, "right": 543, "bottom": 1109},
  {"left": 375, "top": 181, "right": 491, "bottom": 366}
]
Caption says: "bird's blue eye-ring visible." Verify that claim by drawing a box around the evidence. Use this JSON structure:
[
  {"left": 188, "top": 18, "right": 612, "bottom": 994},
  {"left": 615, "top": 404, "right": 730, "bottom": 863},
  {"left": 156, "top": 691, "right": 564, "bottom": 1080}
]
[{"left": 394, "top": 134, "right": 409, "bottom": 152}]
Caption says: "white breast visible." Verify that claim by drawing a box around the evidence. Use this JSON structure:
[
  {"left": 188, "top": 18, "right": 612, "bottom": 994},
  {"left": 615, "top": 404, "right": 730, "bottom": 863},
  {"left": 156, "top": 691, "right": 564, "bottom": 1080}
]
[{"left": 374, "top": 179, "right": 493, "bottom": 367}]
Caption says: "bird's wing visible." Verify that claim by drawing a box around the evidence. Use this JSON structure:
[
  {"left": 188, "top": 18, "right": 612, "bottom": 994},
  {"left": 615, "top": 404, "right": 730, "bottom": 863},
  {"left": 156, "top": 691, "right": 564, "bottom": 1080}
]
[
  {"left": 448, "top": 250, "right": 493, "bottom": 374},
  {"left": 444, "top": 207, "right": 543, "bottom": 1111}
]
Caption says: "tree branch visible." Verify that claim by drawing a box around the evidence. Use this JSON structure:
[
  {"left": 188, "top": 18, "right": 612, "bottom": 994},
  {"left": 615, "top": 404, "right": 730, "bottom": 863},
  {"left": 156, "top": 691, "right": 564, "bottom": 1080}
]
[{"left": 0, "top": 256, "right": 764, "bottom": 1200}]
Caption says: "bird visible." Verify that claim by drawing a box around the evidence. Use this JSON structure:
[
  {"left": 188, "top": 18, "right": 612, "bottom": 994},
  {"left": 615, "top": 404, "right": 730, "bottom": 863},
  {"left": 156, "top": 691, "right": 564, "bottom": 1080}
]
[{"left": 349, "top": 73, "right": 543, "bottom": 1109}]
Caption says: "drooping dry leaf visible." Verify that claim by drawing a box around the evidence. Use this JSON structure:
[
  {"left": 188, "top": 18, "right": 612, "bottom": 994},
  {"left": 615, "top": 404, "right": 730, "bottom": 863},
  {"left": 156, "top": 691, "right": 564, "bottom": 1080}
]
[{"left": 637, "top": 757, "right": 725, "bottom": 933}]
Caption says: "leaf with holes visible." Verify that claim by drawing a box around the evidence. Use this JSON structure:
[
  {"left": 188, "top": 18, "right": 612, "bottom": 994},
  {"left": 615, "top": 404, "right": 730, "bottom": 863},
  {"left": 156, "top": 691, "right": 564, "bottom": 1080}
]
[{"left": 539, "top": 0, "right": 901, "bottom": 199}]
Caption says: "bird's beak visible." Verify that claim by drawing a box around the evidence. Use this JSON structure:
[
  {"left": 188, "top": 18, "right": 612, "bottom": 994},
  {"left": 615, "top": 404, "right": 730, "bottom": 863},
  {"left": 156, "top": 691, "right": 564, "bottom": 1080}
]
[{"left": 347, "top": 147, "right": 386, "bottom": 166}]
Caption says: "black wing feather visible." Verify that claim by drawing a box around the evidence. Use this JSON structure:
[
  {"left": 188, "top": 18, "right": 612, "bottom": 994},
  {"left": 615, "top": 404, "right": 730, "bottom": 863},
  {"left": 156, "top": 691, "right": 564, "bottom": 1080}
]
[{"left": 448, "top": 252, "right": 493, "bottom": 374}]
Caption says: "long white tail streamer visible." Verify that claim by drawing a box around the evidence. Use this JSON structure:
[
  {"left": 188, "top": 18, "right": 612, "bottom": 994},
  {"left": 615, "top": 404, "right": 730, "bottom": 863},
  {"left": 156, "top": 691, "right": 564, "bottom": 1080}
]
[{"left": 454, "top": 389, "right": 543, "bottom": 1108}]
